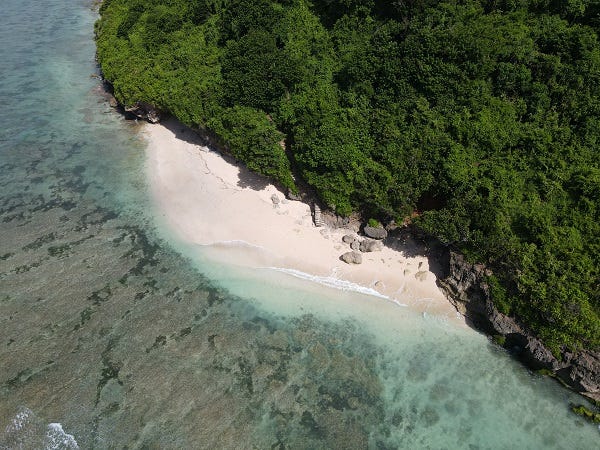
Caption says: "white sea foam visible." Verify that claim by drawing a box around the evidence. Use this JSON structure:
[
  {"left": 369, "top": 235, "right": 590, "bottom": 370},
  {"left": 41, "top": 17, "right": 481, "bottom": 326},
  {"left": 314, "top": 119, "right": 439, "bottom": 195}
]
[
  {"left": 390, "top": 298, "right": 408, "bottom": 308},
  {"left": 5, "top": 407, "right": 33, "bottom": 433},
  {"left": 44, "top": 423, "right": 79, "bottom": 450},
  {"left": 262, "top": 266, "right": 402, "bottom": 302},
  {"left": 1, "top": 408, "right": 79, "bottom": 450},
  {"left": 203, "top": 239, "right": 267, "bottom": 251}
]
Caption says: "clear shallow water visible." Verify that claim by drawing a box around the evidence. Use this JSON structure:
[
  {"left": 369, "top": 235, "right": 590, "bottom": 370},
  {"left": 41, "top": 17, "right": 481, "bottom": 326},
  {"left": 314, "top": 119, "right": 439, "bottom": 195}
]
[{"left": 0, "top": 0, "right": 598, "bottom": 448}]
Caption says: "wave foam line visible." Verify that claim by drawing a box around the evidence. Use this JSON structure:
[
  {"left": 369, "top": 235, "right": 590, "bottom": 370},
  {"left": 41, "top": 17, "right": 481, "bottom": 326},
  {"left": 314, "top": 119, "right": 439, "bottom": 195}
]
[
  {"left": 263, "top": 266, "right": 405, "bottom": 303},
  {"left": 390, "top": 298, "right": 408, "bottom": 307},
  {"left": 201, "top": 239, "right": 266, "bottom": 250}
]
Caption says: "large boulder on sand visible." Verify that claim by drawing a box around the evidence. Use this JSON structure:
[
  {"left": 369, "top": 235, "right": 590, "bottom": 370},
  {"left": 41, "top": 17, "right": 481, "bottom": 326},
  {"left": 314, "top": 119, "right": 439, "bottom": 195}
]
[
  {"left": 360, "top": 239, "right": 383, "bottom": 252},
  {"left": 340, "top": 251, "right": 362, "bottom": 264},
  {"left": 364, "top": 226, "right": 387, "bottom": 240},
  {"left": 342, "top": 234, "right": 356, "bottom": 244}
]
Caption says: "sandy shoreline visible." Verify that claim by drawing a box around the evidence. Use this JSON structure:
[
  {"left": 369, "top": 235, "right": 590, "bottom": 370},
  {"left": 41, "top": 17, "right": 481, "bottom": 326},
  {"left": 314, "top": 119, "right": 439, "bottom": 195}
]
[{"left": 143, "top": 118, "right": 461, "bottom": 320}]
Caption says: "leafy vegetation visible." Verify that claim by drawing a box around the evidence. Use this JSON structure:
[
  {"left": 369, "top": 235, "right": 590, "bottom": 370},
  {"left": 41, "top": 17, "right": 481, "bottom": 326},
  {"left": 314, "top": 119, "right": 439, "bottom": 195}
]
[{"left": 96, "top": 0, "right": 599, "bottom": 353}]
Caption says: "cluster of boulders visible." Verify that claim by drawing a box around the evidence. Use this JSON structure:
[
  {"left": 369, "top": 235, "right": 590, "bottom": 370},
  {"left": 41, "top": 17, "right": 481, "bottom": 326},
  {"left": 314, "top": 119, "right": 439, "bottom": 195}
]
[{"left": 339, "top": 227, "right": 388, "bottom": 265}]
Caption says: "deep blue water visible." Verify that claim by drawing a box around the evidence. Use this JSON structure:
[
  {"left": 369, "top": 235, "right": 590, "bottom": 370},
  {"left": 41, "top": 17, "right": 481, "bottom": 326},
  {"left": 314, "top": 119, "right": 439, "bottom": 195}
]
[{"left": 0, "top": 0, "right": 598, "bottom": 448}]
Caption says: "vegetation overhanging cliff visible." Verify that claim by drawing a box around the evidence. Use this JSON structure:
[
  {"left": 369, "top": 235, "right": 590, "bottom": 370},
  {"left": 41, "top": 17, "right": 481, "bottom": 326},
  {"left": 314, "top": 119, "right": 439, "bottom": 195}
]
[{"left": 95, "top": 0, "right": 599, "bottom": 396}]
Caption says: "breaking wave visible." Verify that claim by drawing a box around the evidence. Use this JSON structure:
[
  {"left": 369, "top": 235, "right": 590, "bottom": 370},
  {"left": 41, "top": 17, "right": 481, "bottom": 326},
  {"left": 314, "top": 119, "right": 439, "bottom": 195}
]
[
  {"left": 1, "top": 407, "right": 79, "bottom": 450},
  {"left": 262, "top": 266, "right": 407, "bottom": 305}
]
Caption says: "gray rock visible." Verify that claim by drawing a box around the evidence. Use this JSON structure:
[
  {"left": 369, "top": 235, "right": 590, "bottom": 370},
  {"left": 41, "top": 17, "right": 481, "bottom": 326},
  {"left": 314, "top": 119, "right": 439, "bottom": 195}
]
[
  {"left": 557, "top": 351, "right": 600, "bottom": 394},
  {"left": 340, "top": 251, "right": 362, "bottom": 264},
  {"left": 438, "top": 250, "right": 600, "bottom": 397},
  {"left": 287, "top": 189, "right": 302, "bottom": 201},
  {"left": 364, "top": 226, "right": 387, "bottom": 240},
  {"left": 359, "top": 239, "right": 383, "bottom": 252},
  {"left": 342, "top": 234, "right": 356, "bottom": 244},
  {"left": 124, "top": 101, "right": 161, "bottom": 123},
  {"left": 270, "top": 194, "right": 280, "bottom": 205},
  {"left": 520, "top": 336, "right": 567, "bottom": 371},
  {"left": 350, "top": 240, "right": 361, "bottom": 251}
]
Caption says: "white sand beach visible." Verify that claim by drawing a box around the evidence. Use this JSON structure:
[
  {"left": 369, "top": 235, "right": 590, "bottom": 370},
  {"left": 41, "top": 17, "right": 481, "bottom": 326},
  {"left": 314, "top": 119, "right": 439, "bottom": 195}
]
[{"left": 144, "top": 119, "right": 461, "bottom": 319}]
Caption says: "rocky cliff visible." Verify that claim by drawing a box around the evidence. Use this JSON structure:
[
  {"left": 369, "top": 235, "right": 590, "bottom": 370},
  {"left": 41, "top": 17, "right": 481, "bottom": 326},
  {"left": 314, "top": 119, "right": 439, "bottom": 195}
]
[{"left": 438, "top": 250, "right": 600, "bottom": 401}]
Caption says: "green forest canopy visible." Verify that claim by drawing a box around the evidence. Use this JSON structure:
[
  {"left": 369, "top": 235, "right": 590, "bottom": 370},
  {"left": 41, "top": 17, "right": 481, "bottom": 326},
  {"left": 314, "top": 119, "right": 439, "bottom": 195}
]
[{"left": 96, "top": 0, "right": 600, "bottom": 354}]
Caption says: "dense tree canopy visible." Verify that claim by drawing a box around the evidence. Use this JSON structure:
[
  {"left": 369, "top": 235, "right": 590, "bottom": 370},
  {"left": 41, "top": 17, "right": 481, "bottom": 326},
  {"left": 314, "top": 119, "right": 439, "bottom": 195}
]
[{"left": 96, "top": 0, "right": 600, "bottom": 353}]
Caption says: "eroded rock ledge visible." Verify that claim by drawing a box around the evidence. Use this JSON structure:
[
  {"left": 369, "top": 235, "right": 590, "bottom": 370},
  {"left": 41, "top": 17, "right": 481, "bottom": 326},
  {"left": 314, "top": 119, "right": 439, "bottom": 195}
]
[
  {"left": 124, "top": 101, "right": 161, "bottom": 123},
  {"left": 438, "top": 250, "right": 600, "bottom": 401},
  {"left": 99, "top": 80, "right": 162, "bottom": 123}
]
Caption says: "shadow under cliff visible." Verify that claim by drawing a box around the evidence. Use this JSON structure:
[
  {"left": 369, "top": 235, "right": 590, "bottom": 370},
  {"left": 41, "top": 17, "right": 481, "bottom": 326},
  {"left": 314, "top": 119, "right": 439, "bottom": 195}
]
[{"left": 158, "top": 117, "right": 271, "bottom": 191}]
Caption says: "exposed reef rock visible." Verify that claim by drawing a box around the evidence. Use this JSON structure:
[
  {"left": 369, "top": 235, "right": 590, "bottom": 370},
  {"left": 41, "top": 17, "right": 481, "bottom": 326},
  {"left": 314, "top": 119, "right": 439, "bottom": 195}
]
[{"left": 438, "top": 250, "right": 600, "bottom": 400}]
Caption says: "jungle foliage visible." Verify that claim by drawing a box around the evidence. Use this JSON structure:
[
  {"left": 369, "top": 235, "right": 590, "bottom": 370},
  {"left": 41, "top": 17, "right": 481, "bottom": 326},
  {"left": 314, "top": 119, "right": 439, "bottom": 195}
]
[{"left": 96, "top": 0, "right": 600, "bottom": 353}]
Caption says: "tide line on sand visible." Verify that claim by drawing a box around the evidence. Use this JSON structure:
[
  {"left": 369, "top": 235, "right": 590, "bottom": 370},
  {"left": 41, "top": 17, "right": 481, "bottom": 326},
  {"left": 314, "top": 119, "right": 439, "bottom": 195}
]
[{"left": 143, "top": 118, "right": 461, "bottom": 321}]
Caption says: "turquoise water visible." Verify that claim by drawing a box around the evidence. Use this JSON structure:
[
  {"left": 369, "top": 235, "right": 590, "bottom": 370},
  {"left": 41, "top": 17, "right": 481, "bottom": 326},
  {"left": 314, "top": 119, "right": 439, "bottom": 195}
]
[{"left": 0, "top": 0, "right": 598, "bottom": 448}]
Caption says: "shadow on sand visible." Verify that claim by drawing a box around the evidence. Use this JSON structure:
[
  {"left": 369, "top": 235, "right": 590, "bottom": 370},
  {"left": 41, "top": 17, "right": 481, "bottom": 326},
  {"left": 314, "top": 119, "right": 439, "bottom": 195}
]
[{"left": 159, "top": 118, "right": 271, "bottom": 191}]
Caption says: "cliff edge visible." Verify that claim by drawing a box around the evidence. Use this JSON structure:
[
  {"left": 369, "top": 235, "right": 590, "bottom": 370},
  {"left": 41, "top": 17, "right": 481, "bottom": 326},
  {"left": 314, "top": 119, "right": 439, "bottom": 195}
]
[{"left": 438, "top": 250, "right": 600, "bottom": 401}]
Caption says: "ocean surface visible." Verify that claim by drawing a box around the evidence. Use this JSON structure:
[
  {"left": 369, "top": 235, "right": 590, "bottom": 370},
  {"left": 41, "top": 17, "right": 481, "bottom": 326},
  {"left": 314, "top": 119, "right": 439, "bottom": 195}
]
[{"left": 0, "top": 0, "right": 598, "bottom": 448}]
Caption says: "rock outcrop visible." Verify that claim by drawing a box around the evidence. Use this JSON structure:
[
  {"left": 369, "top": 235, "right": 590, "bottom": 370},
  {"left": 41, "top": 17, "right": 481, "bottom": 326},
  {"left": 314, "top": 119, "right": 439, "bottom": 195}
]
[
  {"left": 342, "top": 234, "right": 356, "bottom": 244},
  {"left": 359, "top": 239, "right": 383, "bottom": 253},
  {"left": 341, "top": 233, "right": 383, "bottom": 253},
  {"left": 124, "top": 101, "right": 161, "bottom": 123},
  {"left": 558, "top": 352, "right": 600, "bottom": 398},
  {"left": 364, "top": 226, "right": 387, "bottom": 240},
  {"left": 438, "top": 250, "right": 600, "bottom": 400},
  {"left": 286, "top": 189, "right": 302, "bottom": 201}
]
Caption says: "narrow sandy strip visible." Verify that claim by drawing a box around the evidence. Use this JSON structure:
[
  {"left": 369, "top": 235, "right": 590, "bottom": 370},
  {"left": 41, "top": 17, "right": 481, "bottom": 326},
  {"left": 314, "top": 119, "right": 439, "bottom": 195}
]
[{"left": 144, "top": 118, "right": 460, "bottom": 320}]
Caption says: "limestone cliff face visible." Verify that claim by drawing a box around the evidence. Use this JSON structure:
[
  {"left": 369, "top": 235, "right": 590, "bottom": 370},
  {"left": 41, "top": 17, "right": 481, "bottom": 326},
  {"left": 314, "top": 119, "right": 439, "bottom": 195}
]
[
  {"left": 123, "top": 101, "right": 161, "bottom": 123},
  {"left": 438, "top": 250, "right": 600, "bottom": 401},
  {"left": 99, "top": 79, "right": 162, "bottom": 123}
]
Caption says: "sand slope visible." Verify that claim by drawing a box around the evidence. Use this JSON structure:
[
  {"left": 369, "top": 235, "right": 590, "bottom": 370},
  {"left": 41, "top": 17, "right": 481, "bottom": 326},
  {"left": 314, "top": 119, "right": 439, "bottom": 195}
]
[{"left": 144, "top": 119, "right": 459, "bottom": 319}]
